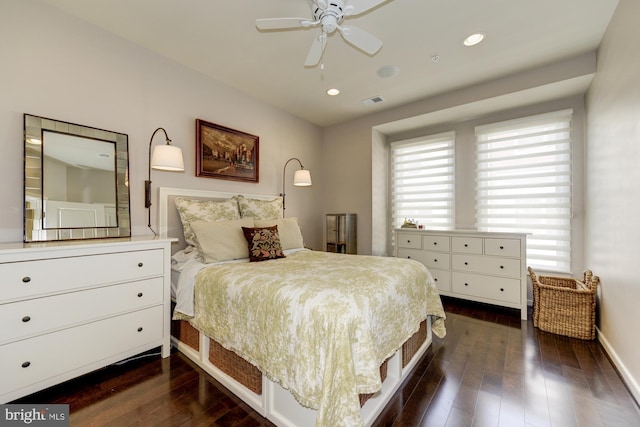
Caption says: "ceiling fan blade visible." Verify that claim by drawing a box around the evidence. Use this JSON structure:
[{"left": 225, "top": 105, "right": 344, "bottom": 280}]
[
  {"left": 256, "top": 17, "right": 311, "bottom": 30},
  {"left": 304, "top": 34, "right": 327, "bottom": 66},
  {"left": 344, "top": 0, "right": 388, "bottom": 16},
  {"left": 339, "top": 25, "right": 382, "bottom": 55}
]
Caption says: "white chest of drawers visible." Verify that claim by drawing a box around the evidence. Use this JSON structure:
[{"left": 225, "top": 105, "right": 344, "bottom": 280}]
[
  {"left": 0, "top": 237, "right": 174, "bottom": 403},
  {"left": 395, "top": 230, "right": 527, "bottom": 319}
]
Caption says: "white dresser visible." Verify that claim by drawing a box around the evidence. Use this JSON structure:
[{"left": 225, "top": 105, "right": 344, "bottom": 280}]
[
  {"left": 395, "top": 229, "right": 527, "bottom": 319},
  {"left": 0, "top": 237, "right": 174, "bottom": 403}
]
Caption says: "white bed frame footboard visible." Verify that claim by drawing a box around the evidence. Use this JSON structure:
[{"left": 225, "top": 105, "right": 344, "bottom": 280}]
[{"left": 158, "top": 187, "right": 434, "bottom": 426}]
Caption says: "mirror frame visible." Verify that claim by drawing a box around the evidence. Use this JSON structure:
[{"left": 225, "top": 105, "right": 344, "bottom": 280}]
[{"left": 24, "top": 114, "right": 131, "bottom": 242}]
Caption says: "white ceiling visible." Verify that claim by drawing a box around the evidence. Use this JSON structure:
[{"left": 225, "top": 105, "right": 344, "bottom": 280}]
[{"left": 42, "top": 0, "right": 619, "bottom": 128}]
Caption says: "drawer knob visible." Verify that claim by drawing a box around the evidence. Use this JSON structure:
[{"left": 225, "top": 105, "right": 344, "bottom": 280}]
[
  {"left": 500, "top": 265, "right": 504, "bottom": 269},
  {"left": 137, "top": 327, "right": 143, "bottom": 332},
  {"left": 433, "top": 259, "right": 438, "bottom": 263},
  {"left": 22, "top": 276, "right": 31, "bottom": 283},
  {"left": 407, "top": 240, "right": 411, "bottom": 243},
  {"left": 464, "top": 283, "right": 469, "bottom": 286},
  {"left": 500, "top": 246, "right": 504, "bottom": 249},
  {"left": 434, "top": 278, "right": 438, "bottom": 282},
  {"left": 464, "top": 262, "right": 468, "bottom": 266},
  {"left": 137, "top": 292, "right": 143, "bottom": 298},
  {"left": 433, "top": 242, "right": 437, "bottom": 246},
  {"left": 21, "top": 361, "right": 31, "bottom": 368},
  {"left": 500, "top": 288, "right": 504, "bottom": 292},
  {"left": 22, "top": 316, "right": 31, "bottom": 323},
  {"left": 464, "top": 244, "right": 468, "bottom": 247},
  {"left": 407, "top": 256, "right": 411, "bottom": 259},
  {"left": 138, "top": 262, "right": 144, "bottom": 267}
]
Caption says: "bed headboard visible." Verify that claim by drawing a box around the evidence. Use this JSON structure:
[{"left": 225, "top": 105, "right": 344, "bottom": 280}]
[{"left": 158, "top": 187, "right": 279, "bottom": 253}]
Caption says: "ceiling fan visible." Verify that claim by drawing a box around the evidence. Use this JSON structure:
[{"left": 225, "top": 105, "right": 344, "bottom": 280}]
[{"left": 256, "top": 0, "right": 388, "bottom": 67}]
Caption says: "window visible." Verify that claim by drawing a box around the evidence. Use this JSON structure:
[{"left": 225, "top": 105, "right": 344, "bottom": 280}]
[
  {"left": 390, "top": 132, "right": 455, "bottom": 230},
  {"left": 475, "top": 110, "right": 572, "bottom": 273}
]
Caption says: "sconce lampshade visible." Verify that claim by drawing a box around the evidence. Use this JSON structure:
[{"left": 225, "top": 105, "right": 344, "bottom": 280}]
[
  {"left": 151, "top": 144, "right": 184, "bottom": 171},
  {"left": 293, "top": 169, "right": 312, "bottom": 186}
]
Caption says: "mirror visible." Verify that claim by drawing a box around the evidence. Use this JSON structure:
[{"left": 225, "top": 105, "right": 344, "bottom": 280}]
[{"left": 24, "top": 114, "right": 131, "bottom": 242}]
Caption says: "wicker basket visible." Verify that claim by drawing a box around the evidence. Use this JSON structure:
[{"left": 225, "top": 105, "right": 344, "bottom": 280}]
[{"left": 528, "top": 267, "right": 599, "bottom": 340}]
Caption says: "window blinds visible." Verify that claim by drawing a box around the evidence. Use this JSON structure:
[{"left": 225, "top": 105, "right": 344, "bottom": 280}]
[
  {"left": 475, "top": 110, "right": 572, "bottom": 273},
  {"left": 391, "top": 132, "right": 455, "bottom": 230}
]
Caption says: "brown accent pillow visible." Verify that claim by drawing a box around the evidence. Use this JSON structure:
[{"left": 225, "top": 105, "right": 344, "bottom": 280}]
[{"left": 242, "top": 226, "right": 286, "bottom": 262}]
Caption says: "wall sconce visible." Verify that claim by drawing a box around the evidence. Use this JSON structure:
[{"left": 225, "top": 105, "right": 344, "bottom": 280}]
[
  {"left": 145, "top": 127, "right": 184, "bottom": 234},
  {"left": 280, "top": 157, "right": 312, "bottom": 216}
]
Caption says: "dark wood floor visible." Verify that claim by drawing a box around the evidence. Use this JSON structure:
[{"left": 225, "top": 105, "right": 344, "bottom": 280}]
[{"left": 14, "top": 298, "right": 640, "bottom": 426}]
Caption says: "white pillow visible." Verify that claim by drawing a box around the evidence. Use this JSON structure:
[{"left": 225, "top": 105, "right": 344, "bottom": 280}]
[
  {"left": 254, "top": 217, "right": 304, "bottom": 250},
  {"left": 191, "top": 218, "right": 255, "bottom": 263}
]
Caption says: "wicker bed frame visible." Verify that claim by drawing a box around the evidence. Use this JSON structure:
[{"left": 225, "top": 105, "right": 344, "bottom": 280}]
[{"left": 159, "top": 187, "right": 433, "bottom": 427}]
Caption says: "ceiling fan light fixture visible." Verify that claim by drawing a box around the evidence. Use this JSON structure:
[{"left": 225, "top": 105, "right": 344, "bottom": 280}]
[
  {"left": 463, "top": 33, "right": 485, "bottom": 46},
  {"left": 256, "top": 0, "right": 386, "bottom": 67},
  {"left": 327, "top": 88, "right": 340, "bottom": 96}
]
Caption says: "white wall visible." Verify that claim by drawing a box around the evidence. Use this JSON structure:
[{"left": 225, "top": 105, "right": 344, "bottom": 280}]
[
  {"left": 585, "top": 0, "right": 640, "bottom": 403},
  {"left": 0, "top": 0, "right": 323, "bottom": 248}
]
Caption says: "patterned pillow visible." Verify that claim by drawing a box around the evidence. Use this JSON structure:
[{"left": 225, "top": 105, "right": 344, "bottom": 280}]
[
  {"left": 241, "top": 226, "right": 286, "bottom": 262},
  {"left": 175, "top": 197, "right": 241, "bottom": 247},
  {"left": 236, "top": 195, "right": 283, "bottom": 220}
]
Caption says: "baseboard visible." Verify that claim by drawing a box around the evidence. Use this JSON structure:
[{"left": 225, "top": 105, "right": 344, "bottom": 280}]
[{"left": 596, "top": 327, "right": 640, "bottom": 406}]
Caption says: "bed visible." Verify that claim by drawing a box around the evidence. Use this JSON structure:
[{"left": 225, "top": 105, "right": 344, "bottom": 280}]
[{"left": 158, "top": 187, "right": 446, "bottom": 427}]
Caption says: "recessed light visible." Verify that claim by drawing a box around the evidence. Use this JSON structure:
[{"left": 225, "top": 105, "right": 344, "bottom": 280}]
[
  {"left": 326, "top": 88, "right": 340, "bottom": 96},
  {"left": 377, "top": 65, "right": 399, "bottom": 78},
  {"left": 463, "top": 33, "right": 485, "bottom": 46}
]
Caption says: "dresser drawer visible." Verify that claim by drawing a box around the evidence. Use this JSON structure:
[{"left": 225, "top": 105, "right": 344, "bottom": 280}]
[
  {"left": 0, "top": 249, "right": 164, "bottom": 302},
  {"left": 451, "top": 237, "right": 483, "bottom": 254},
  {"left": 397, "top": 249, "right": 450, "bottom": 269},
  {"left": 422, "top": 251, "right": 450, "bottom": 270},
  {"left": 0, "top": 278, "right": 164, "bottom": 344},
  {"left": 452, "top": 272, "right": 520, "bottom": 304},
  {"left": 484, "top": 238, "right": 521, "bottom": 257},
  {"left": 0, "top": 305, "right": 164, "bottom": 398},
  {"left": 397, "top": 248, "right": 427, "bottom": 264},
  {"left": 451, "top": 254, "right": 521, "bottom": 277},
  {"left": 396, "top": 233, "right": 421, "bottom": 249},
  {"left": 422, "top": 235, "right": 450, "bottom": 251},
  {"left": 429, "top": 268, "right": 451, "bottom": 292}
]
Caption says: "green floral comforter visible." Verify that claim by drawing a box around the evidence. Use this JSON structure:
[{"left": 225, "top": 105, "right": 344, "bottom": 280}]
[{"left": 175, "top": 250, "right": 445, "bottom": 427}]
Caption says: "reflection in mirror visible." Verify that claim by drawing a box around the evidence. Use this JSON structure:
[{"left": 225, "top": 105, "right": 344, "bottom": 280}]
[
  {"left": 42, "top": 131, "right": 117, "bottom": 228},
  {"left": 24, "top": 114, "right": 131, "bottom": 242}
]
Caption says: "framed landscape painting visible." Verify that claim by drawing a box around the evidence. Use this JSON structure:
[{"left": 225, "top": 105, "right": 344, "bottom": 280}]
[{"left": 196, "top": 119, "right": 259, "bottom": 183}]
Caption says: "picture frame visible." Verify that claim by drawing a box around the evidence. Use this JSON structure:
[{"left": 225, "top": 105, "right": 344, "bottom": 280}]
[{"left": 196, "top": 119, "right": 259, "bottom": 183}]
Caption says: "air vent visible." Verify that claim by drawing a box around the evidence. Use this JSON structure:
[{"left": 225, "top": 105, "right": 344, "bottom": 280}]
[{"left": 362, "top": 96, "right": 384, "bottom": 106}]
